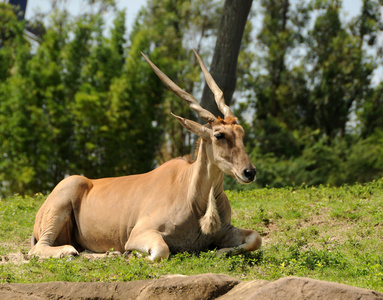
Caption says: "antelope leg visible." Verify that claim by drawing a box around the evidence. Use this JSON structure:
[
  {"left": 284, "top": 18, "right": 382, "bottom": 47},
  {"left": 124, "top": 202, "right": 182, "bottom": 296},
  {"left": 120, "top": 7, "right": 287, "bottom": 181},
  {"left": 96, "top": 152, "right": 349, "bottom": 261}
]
[
  {"left": 215, "top": 226, "right": 262, "bottom": 255},
  {"left": 125, "top": 230, "right": 170, "bottom": 261}
]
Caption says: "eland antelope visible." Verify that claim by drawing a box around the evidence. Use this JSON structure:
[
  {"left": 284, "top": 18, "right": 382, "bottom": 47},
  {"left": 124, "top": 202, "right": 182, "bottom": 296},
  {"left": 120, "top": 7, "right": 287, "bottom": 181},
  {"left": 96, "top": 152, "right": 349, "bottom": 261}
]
[{"left": 29, "top": 50, "right": 262, "bottom": 261}]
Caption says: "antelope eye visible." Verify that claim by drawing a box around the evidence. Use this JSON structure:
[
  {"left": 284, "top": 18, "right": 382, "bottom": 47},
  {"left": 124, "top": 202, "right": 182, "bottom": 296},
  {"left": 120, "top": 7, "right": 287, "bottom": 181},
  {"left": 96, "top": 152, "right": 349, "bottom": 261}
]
[{"left": 214, "top": 132, "right": 225, "bottom": 140}]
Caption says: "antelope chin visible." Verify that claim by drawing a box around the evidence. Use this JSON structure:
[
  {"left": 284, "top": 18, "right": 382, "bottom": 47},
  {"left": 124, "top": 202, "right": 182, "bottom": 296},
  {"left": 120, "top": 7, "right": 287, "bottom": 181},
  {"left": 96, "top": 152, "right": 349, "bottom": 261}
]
[{"left": 234, "top": 173, "right": 254, "bottom": 184}]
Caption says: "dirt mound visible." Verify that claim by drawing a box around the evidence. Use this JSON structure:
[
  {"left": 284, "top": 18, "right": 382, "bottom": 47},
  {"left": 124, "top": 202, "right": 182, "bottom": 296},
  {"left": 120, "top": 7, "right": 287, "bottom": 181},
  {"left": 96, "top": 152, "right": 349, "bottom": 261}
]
[
  {"left": 0, "top": 273, "right": 237, "bottom": 300},
  {"left": 1, "top": 273, "right": 383, "bottom": 300}
]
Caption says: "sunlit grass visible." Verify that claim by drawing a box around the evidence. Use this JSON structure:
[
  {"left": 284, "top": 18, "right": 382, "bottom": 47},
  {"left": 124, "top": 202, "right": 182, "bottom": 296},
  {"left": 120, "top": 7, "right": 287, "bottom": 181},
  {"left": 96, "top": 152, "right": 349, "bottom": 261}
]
[{"left": 1, "top": 180, "right": 383, "bottom": 292}]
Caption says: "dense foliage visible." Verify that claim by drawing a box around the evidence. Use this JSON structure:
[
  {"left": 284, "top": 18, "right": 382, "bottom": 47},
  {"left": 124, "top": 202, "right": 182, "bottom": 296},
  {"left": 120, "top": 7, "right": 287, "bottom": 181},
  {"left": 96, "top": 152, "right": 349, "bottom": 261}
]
[
  {"left": 0, "top": 0, "right": 382, "bottom": 196},
  {"left": 238, "top": 0, "right": 383, "bottom": 188}
]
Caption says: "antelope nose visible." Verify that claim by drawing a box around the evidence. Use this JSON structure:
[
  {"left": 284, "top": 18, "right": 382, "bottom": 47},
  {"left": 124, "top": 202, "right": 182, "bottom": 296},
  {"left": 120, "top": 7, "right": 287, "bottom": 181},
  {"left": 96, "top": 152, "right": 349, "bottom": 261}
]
[{"left": 243, "top": 168, "right": 257, "bottom": 182}]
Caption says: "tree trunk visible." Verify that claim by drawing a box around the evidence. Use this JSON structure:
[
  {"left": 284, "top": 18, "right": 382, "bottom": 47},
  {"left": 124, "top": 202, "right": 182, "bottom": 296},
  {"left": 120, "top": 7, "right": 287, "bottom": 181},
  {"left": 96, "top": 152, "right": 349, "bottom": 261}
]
[{"left": 199, "top": 0, "right": 253, "bottom": 119}]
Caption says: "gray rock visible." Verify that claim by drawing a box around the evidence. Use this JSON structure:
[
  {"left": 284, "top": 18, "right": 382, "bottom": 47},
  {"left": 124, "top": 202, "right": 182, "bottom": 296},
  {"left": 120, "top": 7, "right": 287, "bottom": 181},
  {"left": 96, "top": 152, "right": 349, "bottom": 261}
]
[
  {"left": 1, "top": 274, "right": 383, "bottom": 300},
  {"left": 218, "top": 276, "right": 383, "bottom": 300}
]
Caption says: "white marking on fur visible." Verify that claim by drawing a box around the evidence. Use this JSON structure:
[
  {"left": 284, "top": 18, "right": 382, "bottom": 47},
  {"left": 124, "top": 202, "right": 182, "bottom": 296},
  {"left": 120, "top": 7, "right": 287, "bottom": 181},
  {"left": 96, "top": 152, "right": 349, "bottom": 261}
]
[{"left": 150, "top": 247, "right": 169, "bottom": 261}]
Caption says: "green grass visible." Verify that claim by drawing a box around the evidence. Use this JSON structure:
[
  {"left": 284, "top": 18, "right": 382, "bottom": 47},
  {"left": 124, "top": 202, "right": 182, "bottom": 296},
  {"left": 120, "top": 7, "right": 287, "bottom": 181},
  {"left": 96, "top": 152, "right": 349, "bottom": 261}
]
[{"left": 1, "top": 180, "right": 383, "bottom": 292}]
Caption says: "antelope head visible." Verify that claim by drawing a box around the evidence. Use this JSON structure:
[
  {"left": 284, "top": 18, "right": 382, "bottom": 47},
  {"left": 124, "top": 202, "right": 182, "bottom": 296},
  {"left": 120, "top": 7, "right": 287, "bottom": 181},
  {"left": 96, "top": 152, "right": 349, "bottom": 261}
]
[{"left": 142, "top": 50, "right": 256, "bottom": 184}]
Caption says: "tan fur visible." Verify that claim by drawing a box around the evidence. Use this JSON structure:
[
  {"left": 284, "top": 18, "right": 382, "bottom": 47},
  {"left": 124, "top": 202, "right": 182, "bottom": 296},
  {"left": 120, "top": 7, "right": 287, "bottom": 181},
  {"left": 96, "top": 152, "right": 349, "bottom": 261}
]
[{"left": 29, "top": 121, "right": 261, "bottom": 261}]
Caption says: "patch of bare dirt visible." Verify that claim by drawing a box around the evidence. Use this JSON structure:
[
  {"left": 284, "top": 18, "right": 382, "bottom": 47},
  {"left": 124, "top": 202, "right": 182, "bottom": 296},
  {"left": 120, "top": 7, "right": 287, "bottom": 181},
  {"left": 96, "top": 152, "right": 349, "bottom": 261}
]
[
  {"left": 0, "top": 250, "right": 129, "bottom": 266},
  {"left": 0, "top": 252, "right": 30, "bottom": 265}
]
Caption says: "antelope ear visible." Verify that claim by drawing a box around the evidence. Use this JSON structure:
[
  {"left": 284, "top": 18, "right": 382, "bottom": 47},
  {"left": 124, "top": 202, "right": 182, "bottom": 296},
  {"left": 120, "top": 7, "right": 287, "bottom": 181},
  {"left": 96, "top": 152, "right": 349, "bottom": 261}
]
[{"left": 171, "top": 113, "right": 211, "bottom": 140}]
